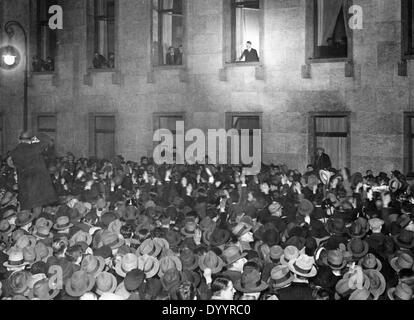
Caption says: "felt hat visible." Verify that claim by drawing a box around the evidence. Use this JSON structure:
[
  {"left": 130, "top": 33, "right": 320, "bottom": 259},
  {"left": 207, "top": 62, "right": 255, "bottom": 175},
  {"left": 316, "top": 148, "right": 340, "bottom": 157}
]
[
  {"left": 0, "top": 219, "right": 15, "bottom": 235},
  {"left": 270, "top": 245, "right": 284, "bottom": 261},
  {"left": 137, "top": 239, "right": 162, "bottom": 258},
  {"left": 15, "top": 235, "right": 37, "bottom": 250},
  {"left": 100, "top": 232, "right": 125, "bottom": 250},
  {"left": 80, "top": 255, "right": 106, "bottom": 278},
  {"left": 234, "top": 269, "right": 268, "bottom": 293},
  {"left": 137, "top": 254, "right": 160, "bottom": 278},
  {"left": 221, "top": 245, "right": 247, "bottom": 266},
  {"left": 32, "top": 225, "right": 52, "bottom": 239},
  {"left": 53, "top": 216, "right": 74, "bottom": 231},
  {"left": 325, "top": 250, "right": 347, "bottom": 270},
  {"left": 387, "top": 283, "right": 413, "bottom": 300},
  {"left": 288, "top": 254, "right": 317, "bottom": 278},
  {"left": 198, "top": 251, "right": 224, "bottom": 274},
  {"left": 368, "top": 218, "right": 384, "bottom": 232},
  {"left": 95, "top": 271, "right": 118, "bottom": 295},
  {"left": 160, "top": 268, "right": 183, "bottom": 292},
  {"left": 124, "top": 269, "right": 145, "bottom": 292},
  {"left": 27, "top": 278, "right": 60, "bottom": 300},
  {"left": 115, "top": 253, "right": 139, "bottom": 278},
  {"left": 393, "top": 230, "right": 414, "bottom": 249},
  {"left": 389, "top": 252, "right": 414, "bottom": 272},
  {"left": 15, "top": 210, "right": 36, "bottom": 227},
  {"left": 163, "top": 230, "right": 182, "bottom": 248},
  {"left": 158, "top": 255, "right": 183, "bottom": 278},
  {"left": 8, "top": 270, "right": 31, "bottom": 295},
  {"left": 326, "top": 217, "right": 346, "bottom": 235},
  {"left": 179, "top": 248, "right": 199, "bottom": 271},
  {"left": 349, "top": 288, "right": 372, "bottom": 300},
  {"left": 364, "top": 269, "right": 386, "bottom": 300},
  {"left": 358, "top": 253, "right": 382, "bottom": 272},
  {"left": 70, "top": 230, "right": 92, "bottom": 247},
  {"left": 347, "top": 238, "right": 369, "bottom": 259},
  {"left": 203, "top": 228, "right": 231, "bottom": 247},
  {"left": 180, "top": 219, "right": 198, "bottom": 238},
  {"left": 65, "top": 270, "right": 96, "bottom": 297}
]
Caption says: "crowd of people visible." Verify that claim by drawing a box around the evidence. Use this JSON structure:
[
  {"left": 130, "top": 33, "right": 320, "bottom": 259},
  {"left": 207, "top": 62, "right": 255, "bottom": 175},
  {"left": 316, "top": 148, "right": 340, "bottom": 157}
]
[{"left": 0, "top": 133, "right": 414, "bottom": 301}]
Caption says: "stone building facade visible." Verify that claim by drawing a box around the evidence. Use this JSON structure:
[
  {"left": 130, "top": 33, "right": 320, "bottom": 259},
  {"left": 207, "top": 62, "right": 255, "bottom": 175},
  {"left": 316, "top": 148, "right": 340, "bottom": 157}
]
[{"left": 0, "top": 0, "right": 413, "bottom": 173}]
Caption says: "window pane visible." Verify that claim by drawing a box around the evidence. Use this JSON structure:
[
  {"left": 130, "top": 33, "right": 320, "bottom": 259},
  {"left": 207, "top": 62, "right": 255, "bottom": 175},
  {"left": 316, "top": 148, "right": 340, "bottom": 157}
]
[
  {"left": 159, "top": 116, "right": 183, "bottom": 134},
  {"left": 315, "top": 117, "right": 347, "bottom": 133},
  {"left": 410, "top": 117, "right": 414, "bottom": 133},
  {"left": 94, "top": 0, "right": 115, "bottom": 64},
  {"left": 235, "top": 7, "right": 260, "bottom": 61},
  {"left": 316, "top": 136, "right": 347, "bottom": 169},
  {"left": 162, "top": 0, "right": 183, "bottom": 13},
  {"left": 96, "top": 132, "right": 115, "bottom": 160},
  {"left": 161, "top": 13, "right": 184, "bottom": 64},
  {"left": 235, "top": 0, "right": 259, "bottom": 9},
  {"left": 232, "top": 116, "right": 260, "bottom": 164},
  {"left": 315, "top": 0, "right": 347, "bottom": 59},
  {"left": 38, "top": 116, "right": 56, "bottom": 131},
  {"left": 96, "top": 116, "right": 115, "bottom": 131}
]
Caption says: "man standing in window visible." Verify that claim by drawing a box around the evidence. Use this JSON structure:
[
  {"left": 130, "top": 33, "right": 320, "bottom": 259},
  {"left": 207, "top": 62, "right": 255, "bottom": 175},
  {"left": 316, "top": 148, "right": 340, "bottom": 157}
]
[
  {"left": 239, "top": 41, "right": 259, "bottom": 62},
  {"left": 166, "top": 47, "right": 176, "bottom": 65},
  {"left": 314, "top": 147, "right": 332, "bottom": 172}
]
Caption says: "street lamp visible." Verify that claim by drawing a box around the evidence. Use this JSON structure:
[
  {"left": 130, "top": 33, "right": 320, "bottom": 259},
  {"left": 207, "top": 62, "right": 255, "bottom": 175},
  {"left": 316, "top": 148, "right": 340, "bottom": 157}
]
[{"left": 0, "top": 21, "right": 29, "bottom": 131}]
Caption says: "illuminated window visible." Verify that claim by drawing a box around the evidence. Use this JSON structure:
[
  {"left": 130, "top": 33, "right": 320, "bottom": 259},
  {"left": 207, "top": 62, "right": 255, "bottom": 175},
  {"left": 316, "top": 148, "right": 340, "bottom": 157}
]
[{"left": 152, "top": 0, "right": 184, "bottom": 66}]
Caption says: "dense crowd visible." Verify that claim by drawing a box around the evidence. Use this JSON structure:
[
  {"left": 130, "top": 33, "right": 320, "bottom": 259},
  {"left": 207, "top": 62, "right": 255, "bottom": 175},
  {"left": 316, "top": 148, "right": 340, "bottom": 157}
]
[{"left": 0, "top": 136, "right": 414, "bottom": 300}]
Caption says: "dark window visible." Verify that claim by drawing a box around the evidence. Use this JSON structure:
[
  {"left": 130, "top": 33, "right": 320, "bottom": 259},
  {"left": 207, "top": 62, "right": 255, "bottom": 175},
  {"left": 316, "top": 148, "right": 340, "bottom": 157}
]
[
  {"left": 153, "top": 113, "right": 185, "bottom": 161},
  {"left": 35, "top": 0, "right": 57, "bottom": 72},
  {"left": 226, "top": 113, "right": 262, "bottom": 165},
  {"left": 231, "top": 0, "right": 260, "bottom": 62},
  {"left": 37, "top": 115, "right": 57, "bottom": 145},
  {"left": 152, "top": 0, "right": 184, "bottom": 66},
  {"left": 90, "top": 114, "right": 116, "bottom": 160},
  {"left": 313, "top": 0, "right": 349, "bottom": 59},
  {"left": 404, "top": 113, "right": 414, "bottom": 172},
  {"left": 0, "top": 115, "right": 3, "bottom": 157},
  {"left": 312, "top": 115, "right": 350, "bottom": 169},
  {"left": 93, "top": 0, "right": 115, "bottom": 69},
  {"left": 403, "top": 0, "right": 414, "bottom": 57}
]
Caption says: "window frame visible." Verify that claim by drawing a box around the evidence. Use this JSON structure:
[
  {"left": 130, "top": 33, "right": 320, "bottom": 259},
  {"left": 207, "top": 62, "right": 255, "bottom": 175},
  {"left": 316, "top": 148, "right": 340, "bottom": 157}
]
[
  {"left": 151, "top": 0, "right": 187, "bottom": 68},
  {"left": 33, "top": 112, "right": 58, "bottom": 140},
  {"left": 404, "top": 112, "right": 414, "bottom": 172},
  {"left": 308, "top": 111, "right": 351, "bottom": 169},
  {"left": 0, "top": 113, "right": 5, "bottom": 156},
  {"left": 305, "top": 0, "right": 354, "bottom": 64},
  {"left": 88, "top": 113, "right": 117, "bottom": 159},
  {"left": 225, "top": 111, "right": 263, "bottom": 165},
  {"left": 402, "top": 0, "right": 414, "bottom": 59},
  {"left": 86, "top": 0, "right": 119, "bottom": 72},
  {"left": 223, "top": 0, "right": 264, "bottom": 66}
]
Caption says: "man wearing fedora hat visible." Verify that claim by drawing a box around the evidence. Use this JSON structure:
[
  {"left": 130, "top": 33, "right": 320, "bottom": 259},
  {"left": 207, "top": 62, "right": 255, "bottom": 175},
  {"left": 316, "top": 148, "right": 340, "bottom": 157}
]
[{"left": 220, "top": 246, "right": 248, "bottom": 283}]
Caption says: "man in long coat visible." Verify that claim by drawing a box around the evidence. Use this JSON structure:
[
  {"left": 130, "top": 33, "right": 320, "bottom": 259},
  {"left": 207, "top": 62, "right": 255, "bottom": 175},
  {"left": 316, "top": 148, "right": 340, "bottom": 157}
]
[{"left": 9, "top": 132, "right": 57, "bottom": 211}]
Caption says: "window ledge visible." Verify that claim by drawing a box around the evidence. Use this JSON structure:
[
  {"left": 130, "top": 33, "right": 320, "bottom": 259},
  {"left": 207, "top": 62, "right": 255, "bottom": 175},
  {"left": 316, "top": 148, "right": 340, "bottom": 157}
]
[
  {"left": 153, "top": 65, "right": 185, "bottom": 70},
  {"left": 87, "top": 68, "right": 117, "bottom": 73},
  {"left": 84, "top": 69, "right": 124, "bottom": 86},
  {"left": 224, "top": 61, "right": 262, "bottom": 68},
  {"left": 307, "top": 57, "right": 349, "bottom": 64},
  {"left": 31, "top": 71, "right": 55, "bottom": 76}
]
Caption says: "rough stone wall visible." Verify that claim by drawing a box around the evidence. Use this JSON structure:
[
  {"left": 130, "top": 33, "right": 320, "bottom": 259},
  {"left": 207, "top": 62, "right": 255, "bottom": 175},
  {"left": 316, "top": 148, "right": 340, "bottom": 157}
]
[{"left": 0, "top": 0, "right": 412, "bottom": 173}]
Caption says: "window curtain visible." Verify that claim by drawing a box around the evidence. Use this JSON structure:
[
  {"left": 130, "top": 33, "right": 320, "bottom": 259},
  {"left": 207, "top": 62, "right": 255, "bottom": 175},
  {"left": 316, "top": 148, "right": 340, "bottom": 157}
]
[
  {"left": 235, "top": 7, "right": 260, "bottom": 59},
  {"left": 317, "top": 0, "right": 344, "bottom": 46}
]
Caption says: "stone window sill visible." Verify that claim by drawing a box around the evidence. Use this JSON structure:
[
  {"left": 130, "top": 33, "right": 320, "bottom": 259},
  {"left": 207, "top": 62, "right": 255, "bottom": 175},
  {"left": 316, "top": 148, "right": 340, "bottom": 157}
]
[
  {"left": 224, "top": 61, "right": 262, "bottom": 68},
  {"left": 307, "top": 57, "right": 349, "bottom": 64},
  {"left": 87, "top": 68, "right": 117, "bottom": 73},
  {"left": 153, "top": 65, "right": 185, "bottom": 70},
  {"left": 31, "top": 71, "right": 55, "bottom": 76}
]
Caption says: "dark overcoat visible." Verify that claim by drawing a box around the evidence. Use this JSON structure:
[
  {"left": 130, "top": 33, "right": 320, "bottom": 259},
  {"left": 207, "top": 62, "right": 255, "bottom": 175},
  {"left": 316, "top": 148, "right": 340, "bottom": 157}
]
[{"left": 10, "top": 137, "right": 57, "bottom": 210}]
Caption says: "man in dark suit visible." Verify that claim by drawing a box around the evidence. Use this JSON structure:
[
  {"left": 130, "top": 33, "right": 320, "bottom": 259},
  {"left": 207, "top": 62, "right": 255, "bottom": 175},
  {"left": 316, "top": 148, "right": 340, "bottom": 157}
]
[
  {"left": 166, "top": 47, "right": 176, "bottom": 65},
  {"left": 239, "top": 41, "right": 259, "bottom": 62},
  {"left": 314, "top": 147, "right": 332, "bottom": 171}
]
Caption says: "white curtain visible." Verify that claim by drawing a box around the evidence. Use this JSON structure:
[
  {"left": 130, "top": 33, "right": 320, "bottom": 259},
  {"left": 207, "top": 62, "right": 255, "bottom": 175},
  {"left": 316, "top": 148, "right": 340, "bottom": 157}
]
[
  {"left": 317, "top": 0, "right": 343, "bottom": 46},
  {"left": 236, "top": 7, "right": 260, "bottom": 60}
]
